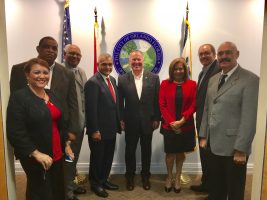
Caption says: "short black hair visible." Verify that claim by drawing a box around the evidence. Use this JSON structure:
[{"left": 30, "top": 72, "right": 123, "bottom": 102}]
[{"left": 38, "top": 36, "right": 56, "bottom": 46}]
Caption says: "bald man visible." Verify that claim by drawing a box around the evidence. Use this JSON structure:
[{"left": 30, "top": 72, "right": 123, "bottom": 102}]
[{"left": 199, "top": 42, "right": 259, "bottom": 200}]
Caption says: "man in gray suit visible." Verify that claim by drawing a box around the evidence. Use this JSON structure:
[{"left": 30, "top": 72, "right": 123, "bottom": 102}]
[
  {"left": 190, "top": 44, "right": 220, "bottom": 193},
  {"left": 199, "top": 42, "right": 259, "bottom": 200},
  {"left": 118, "top": 50, "right": 161, "bottom": 191},
  {"left": 63, "top": 44, "right": 87, "bottom": 200}
]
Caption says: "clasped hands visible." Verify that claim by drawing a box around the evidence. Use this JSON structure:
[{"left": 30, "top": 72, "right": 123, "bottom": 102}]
[{"left": 170, "top": 117, "right": 185, "bottom": 134}]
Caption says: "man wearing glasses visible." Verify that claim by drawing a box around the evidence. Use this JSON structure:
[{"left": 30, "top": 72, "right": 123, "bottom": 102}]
[
  {"left": 199, "top": 42, "right": 259, "bottom": 200},
  {"left": 63, "top": 44, "right": 87, "bottom": 200}
]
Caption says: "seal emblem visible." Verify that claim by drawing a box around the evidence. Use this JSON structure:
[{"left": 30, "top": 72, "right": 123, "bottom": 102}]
[{"left": 113, "top": 32, "right": 163, "bottom": 75}]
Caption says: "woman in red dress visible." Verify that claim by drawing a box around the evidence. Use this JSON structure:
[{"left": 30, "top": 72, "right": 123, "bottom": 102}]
[{"left": 159, "top": 57, "right": 196, "bottom": 193}]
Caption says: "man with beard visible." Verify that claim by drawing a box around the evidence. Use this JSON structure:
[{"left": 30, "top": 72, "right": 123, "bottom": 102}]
[
  {"left": 199, "top": 41, "right": 259, "bottom": 200},
  {"left": 118, "top": 50, "right": 161, "bottom": 191}
]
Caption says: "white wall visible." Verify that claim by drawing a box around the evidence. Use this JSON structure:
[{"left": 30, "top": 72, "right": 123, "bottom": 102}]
[{"left": 5, "top": 0, "right": 264, "bottom": 174}]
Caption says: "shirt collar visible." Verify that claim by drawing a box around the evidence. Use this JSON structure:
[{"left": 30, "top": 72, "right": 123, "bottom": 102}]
[
  {"left": 221, "top": 64, "right": 238, "bottom": 77},
  {"left": 132, "top": 70, "right": 144, "bottom": 80}
]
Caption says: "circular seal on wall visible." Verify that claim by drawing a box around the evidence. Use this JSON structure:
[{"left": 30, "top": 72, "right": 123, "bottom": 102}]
[{"left": 113, "top": 32, "right": 163, "bottom": 75}]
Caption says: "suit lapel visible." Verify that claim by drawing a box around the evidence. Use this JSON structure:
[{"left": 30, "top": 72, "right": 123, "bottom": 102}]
[
  {"left": 140, "top": 71, "right": 149, "bottom": 101},
  {"left": 198, "top": 60, "right": 217, "bottom": 91},
  {"left": 215, "top": 66, "right": 240, "bottom": 99},
  {"left": 75, "top": 70, "right": 83, "bottom": 87},
  {"left": 128, "top": 73, "right": 140, "bottom": 101},
  {"left": 51, "top": 64, "right": 60, "bottom": 91},
  {"left": 96, "top": 72, "right": 116, "bottom": 103}
]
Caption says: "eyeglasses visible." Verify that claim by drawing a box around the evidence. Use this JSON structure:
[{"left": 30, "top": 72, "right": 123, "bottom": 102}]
[
  {"left": 217, "top": 50, "right": 233, "bottom": 57},
  {"left": 99, "top": 63, "right": 113, "bottom": 67},
  {"left": 67, "top": 52, "right": 82, "bottom": 57}
]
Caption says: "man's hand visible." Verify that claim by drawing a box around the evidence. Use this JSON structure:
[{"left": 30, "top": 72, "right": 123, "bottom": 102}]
[
  {"left": 233, "top": 150, "right": 247, "bottom": 165},
  {"left": 65, "top": 141, "right": 75, "bottom": 160},
  {"left": 120, "top": 120, "right": 125, "bottom": 131},
  {"left": 152, "top": 121, "right": 160, "bottom": 130},
  {"left": 68, "top": 132, "right": 76, "bottom": 141},
  {"left": 199, "top": 138, "right": 207, "bottom": 149},
  {"left": 92, "top": 131, "right": 101, "bottom": 141}
]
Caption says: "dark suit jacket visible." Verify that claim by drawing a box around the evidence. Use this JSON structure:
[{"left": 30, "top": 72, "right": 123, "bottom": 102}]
[
  {"left": 196, "top": 60, "right": 221, "bottom": 132},
  {"left": 118, "top": 71, "right": 161, "bottom": 134},
  {"left": 6, "top": 87, "right": 65, "bottom": 159},
  {"left": 159, "top": 79, "right": 196, "bottom": 133},
  {"left": 84, "top": 72, "right": 121, "bottom": 140},
  {"left": 10, "top": 62, "right": 79, "bottom": 135}
]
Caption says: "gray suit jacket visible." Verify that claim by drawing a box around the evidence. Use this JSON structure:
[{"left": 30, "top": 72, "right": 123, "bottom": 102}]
[
  {"left": 64, "top": 64, "right": 87, "bottom": 132},
  {"left": 199, "top": 66, "right": 259, "bottom": 156},
  {"left": 118, "top": 71, "right": 161, "bottom": 134}
]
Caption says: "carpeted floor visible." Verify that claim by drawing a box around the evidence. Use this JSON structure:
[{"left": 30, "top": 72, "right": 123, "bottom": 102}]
[{"left": 16, "top": 174, "right": 252, "bottom": 200}]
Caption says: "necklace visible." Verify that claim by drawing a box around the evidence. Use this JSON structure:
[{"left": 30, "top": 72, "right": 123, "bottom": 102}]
[{"left": 28, "top": 85, "right": 49, "bottom": 103}]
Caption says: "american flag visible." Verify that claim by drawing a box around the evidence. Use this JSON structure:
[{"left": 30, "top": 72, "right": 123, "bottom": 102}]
[
  {"left": 181, "top": 2, "right": 192, "bottom": 79},
  {"left": 61, "top": 0, "right": 72, "bottom": 62}
]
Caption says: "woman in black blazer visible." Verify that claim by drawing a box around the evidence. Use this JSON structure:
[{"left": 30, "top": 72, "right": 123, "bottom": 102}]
[{"left": 7, "top": 58, "right": 73, "bottom": 200}]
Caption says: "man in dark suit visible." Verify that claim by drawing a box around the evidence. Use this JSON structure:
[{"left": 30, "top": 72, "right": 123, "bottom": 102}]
[
  {"left": 85, "top": 53, "right": 120, "bottom": 198},
  {"left": 118, "top": 50, "right": 160, "bottom": 191},
  {"left": 199, "top": 42, "right": 259, "bottom": 200},
  {"left": 190, "top": 44, "right": 220, "bottom": 193},
  {"left": 63, "top": 44, "right": 87, "bottom": 200},
  {"left": 9, "top": 36, "right": 78, "bottom": 142}
]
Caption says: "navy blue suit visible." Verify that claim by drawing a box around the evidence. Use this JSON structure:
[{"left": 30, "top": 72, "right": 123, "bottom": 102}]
[{"left": 85, "top": 72, "right": 120, "bottom": 187}]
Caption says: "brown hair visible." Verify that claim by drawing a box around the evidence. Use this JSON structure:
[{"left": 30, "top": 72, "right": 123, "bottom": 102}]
[
  {"left": 24, "top": 58, "right": 50, "bottom": 73},
  {"left": 168, "top": 57, "right": 188, "bottom": 82}
]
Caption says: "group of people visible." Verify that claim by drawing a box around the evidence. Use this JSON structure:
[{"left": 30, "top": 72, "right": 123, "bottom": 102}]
[{"left": 6, "top": 36, "right": 259, "bottom": 200}]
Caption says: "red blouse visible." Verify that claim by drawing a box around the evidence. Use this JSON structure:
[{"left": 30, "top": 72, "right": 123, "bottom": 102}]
[
  {"left": 47, "top": 101, "right": 62, "bottom": 161},
  {"left": 159, "top": 79, "right": 196, "bottom": 132}
]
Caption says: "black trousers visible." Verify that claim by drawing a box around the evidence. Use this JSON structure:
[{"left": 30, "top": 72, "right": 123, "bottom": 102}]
[
  {"left": 88, "top": 136, "right": 116, "bottom": 187},
  {"left": 125, "top": 124, "right": 153, "bottom": 178},
  {"left": 208, "top": 151, "right": 247, "bottom": 200},
  {"left": 64, "top": 128, "right": 85, "bottom": 198},
  {"left": 198, "top": 138, "right": 210, "bottom": 189},
  {"left": 20, "top": 157, "right": 65, "bottom": 200}
]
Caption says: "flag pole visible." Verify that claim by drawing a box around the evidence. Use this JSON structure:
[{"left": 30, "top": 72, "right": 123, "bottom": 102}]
[{"left": 93, "top": 7, "right": 99, "bottom": 74}]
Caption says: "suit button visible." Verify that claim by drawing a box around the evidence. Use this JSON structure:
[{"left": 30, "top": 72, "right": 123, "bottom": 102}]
[{"left": 213, "top": 100, "right": 217, "bottom": 104}]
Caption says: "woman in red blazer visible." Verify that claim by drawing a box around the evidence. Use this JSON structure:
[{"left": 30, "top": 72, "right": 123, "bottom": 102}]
[{"left": 159, "top": 57, "right": 196, "bottom": 193}]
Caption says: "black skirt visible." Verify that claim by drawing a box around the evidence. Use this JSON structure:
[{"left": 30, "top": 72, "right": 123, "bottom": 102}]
[{"left": 161, "top": 128, "right": 196, "bottom": 153}]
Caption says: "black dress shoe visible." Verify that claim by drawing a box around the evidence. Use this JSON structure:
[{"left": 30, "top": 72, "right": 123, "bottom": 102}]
[
  {"left": 73, "top": 186, "right": 86, "bottom": 195},
  {"left": 174, "top": 187, "right": 181, "bottom": 193},
  {"left": 164, "top": 186, "right": 172, "bottom": 193},
  {"left": 190, "top": 184, "right": 208, "bottom": 193},
  {"left": 103, "top": 181, "right": 119, "bottom": 190},
  {"left": 91, "top": 186, "right": 108, "bottom": 198},
  {"left": 126, "top": 177, "right": 134, "bottom": 191},
  {"left": 142, "top": 177, "right": 151, "bottom": 190}
]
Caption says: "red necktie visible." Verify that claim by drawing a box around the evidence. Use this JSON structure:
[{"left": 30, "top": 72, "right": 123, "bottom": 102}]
[{"left": 106, "top": 77, "right": 116, "bottom": 103}]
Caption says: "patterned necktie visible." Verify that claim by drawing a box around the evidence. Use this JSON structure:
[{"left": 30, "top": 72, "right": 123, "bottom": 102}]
[
  {"left": 218, "top": 74, "right": 228, "bottom": 91},
  {"left": 106, "top": 77, "right": 116, "bottom": 103}
]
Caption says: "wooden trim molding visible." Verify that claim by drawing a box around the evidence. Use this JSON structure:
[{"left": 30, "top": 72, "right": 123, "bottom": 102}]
[
  {"left": 0, "top": 93, "right": 7, "bottom": 200},
  {"left": 262, "top": 133, "right": 267, "bottom": 199}
]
